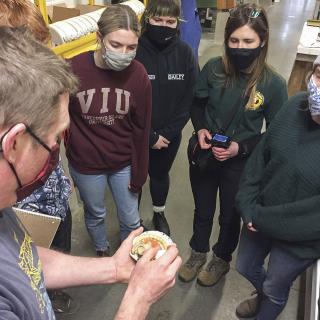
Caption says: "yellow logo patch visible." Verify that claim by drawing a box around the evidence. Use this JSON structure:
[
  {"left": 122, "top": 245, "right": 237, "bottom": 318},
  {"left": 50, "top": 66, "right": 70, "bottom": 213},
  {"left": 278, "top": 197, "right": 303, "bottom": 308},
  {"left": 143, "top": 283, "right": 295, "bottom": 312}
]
[{"left": 248, "top": 91, "right": 264, "bottom": 110}]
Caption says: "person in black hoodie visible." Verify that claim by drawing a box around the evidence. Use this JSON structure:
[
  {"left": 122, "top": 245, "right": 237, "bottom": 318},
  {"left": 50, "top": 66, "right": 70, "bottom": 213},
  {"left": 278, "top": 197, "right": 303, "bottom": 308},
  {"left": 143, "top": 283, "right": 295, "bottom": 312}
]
[{"left": 136, "top": 0, "right": 198, "bottom": 236}]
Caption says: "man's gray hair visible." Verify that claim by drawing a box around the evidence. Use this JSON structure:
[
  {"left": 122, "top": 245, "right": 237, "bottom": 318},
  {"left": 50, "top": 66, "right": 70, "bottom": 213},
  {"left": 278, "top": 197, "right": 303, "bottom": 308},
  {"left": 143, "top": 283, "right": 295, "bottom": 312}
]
[{"left": 0, "top": 26, "right": 78, "bottom": 137}]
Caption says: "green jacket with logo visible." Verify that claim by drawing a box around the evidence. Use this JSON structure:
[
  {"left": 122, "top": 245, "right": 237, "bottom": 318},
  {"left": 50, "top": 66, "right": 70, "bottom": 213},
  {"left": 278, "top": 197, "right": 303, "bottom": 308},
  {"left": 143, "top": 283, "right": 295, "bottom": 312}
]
[{"left": 192, "top": 57, "right": 287, "bottom": 156}]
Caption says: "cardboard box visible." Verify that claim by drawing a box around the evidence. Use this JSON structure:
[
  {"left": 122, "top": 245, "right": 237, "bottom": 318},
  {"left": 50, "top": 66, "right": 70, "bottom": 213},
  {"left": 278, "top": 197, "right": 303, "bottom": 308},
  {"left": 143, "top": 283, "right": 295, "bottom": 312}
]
[
  {"left": 48, "top": 4, "right": 105, "bottom": 23},
  {"left": 77, "top": 4, "right": 106, "bottom": 14},
  {"left": 217, "top": 0, "right": 235, "bottom": 10},
  {"left": 14, "top": 208, "right": 61, "bottom": 248}
]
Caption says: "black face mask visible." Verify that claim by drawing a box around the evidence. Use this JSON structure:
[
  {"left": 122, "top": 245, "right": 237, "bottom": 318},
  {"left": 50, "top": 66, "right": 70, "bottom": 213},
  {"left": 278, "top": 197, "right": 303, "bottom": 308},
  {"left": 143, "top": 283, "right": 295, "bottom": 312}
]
[
  {"left": 227, "top": 46, "right": 262, "bottom": 71},
  {"left": 145, "top": 23, "right": 177, "bottom": 48}
]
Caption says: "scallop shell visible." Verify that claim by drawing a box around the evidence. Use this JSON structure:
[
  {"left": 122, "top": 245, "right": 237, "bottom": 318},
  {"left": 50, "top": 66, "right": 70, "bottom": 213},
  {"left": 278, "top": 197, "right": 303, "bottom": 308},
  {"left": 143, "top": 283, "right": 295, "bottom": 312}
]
[{"left": 130, "top": 231, "right": 173, "bottom": 261}]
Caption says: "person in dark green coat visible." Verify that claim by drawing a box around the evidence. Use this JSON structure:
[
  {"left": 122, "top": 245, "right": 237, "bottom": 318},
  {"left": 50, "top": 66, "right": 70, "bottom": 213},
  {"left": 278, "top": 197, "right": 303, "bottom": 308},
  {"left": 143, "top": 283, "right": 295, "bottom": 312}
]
[
  {"left": 235, "top": 56, "right": 320, "bottom": 319},
  {"left": 178, "top": 4, "right": 287, "bottom": 286}
]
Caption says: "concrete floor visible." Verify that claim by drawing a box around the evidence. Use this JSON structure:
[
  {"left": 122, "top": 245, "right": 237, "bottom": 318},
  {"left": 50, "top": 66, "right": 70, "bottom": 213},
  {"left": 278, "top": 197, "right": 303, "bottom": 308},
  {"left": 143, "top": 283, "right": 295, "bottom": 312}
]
[{"left": 59, "top": 0, "right": 316, "bottom": 319}]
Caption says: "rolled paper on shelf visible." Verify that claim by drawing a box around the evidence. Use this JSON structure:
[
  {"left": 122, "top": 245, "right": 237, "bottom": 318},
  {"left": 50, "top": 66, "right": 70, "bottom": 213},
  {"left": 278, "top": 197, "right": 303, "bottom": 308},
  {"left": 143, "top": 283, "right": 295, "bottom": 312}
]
[
  {"left": 119, "top": 0, "right": 145, "bottom": 16},
  {"left": 49, "top": 8, "right": 105, "bottom": 45},
  {"left": 49, "top": 0, "right": 145, "bottom": 45}
]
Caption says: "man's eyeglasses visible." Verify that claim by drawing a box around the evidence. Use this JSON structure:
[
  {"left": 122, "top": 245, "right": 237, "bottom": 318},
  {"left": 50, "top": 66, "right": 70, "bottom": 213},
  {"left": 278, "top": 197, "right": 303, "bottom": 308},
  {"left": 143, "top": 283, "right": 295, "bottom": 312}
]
[
  {"left": 25, "top": 126, "right": 52, "bottom": 152},
  {"left": 0, "top": 125, "right": 58, "bottom": 153},
  {"left": 229, "top": 6, "right": 261, "bottom": 19}
]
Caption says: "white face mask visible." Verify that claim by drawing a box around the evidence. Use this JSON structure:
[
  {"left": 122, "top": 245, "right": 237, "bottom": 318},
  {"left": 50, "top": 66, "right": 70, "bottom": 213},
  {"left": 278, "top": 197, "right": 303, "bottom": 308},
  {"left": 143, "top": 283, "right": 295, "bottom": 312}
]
[
  {"left": 101, "top": 41, "right": 136, "bottom": 71},
  {"left": 308, "top": 75, "right": 320, "bottom": 124}
]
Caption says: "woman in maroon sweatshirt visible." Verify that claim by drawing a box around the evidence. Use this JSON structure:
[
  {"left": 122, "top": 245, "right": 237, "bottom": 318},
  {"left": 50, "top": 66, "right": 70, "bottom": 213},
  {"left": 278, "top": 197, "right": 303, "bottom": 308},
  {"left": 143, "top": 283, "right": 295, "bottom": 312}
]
[{"left": 65, "top": 5, "right": 152, "bottom": 256}]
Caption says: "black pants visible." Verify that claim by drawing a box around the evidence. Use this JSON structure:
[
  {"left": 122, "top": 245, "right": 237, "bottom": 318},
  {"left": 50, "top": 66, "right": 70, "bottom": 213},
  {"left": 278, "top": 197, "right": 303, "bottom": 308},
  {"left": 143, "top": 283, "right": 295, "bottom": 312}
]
[
  {"left": 51, "top": 206, "right": 72, "bottom": 253},
  {"left": 149, "top": 133, "right": 182, "bottom": 207},
  {"left": 189, "top": 156, "right": 246, "bottom": 262}
]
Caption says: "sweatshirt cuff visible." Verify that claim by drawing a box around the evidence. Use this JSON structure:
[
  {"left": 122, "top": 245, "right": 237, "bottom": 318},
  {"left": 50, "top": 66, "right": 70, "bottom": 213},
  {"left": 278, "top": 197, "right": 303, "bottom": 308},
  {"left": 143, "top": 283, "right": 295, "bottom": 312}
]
[
  {"left": 237, "top": 205, "right": 255, "bottom": 224},
  {"left": 241, "top": 214, "right": 252, "bottom": 224},
  {"left": 129, "top": 183, "right": 141, "bottom": 194},
  {"left": 237, "top": 142, "right": 249, "bottom": 158},
  {"left": 149, "top": 131, "right": 159, "bottom": 147}
]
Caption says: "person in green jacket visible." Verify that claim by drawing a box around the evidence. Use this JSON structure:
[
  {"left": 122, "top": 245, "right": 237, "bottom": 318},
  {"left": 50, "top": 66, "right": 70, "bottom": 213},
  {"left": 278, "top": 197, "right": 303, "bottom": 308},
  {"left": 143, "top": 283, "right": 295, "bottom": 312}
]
[
  {"left": 178, "top": 3, "right": 288, "bottom": 286},
  {"left": 234, "top": 56, "right": 320, "bottom": 319}
]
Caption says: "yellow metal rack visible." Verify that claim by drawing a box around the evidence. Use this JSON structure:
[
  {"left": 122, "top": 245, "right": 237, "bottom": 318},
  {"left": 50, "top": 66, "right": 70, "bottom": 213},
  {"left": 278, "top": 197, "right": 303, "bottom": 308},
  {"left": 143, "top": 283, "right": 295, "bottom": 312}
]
[
  {"left": 52, "top": 33, "right": 97, "bottom": 58},
  {"left": 34, "top": 0, "right": 49, "bottom": 25}
]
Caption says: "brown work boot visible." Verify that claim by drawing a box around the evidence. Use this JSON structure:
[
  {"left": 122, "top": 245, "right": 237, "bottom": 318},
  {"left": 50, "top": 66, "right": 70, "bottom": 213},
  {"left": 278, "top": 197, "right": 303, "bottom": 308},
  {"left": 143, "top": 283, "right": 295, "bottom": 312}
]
[
  {"left": 178, "top": 250, "right": 207, "bottom": 282},
  {"left": 236, "top": 291, "right": 260, "bottom": 318},
  {"left": 197, "top": 253, "right": 230, "bottom": 287}
]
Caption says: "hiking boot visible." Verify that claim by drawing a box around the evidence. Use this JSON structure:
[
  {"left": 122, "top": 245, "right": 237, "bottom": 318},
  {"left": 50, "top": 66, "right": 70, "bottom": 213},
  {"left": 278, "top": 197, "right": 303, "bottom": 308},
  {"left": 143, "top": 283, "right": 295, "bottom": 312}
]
[
  {"left": 236, "top": 291, "right": 260, "bottom": 318},
  {"left": 197, "top": 253, "right": 230, "bottom": 287},
  {"left": 48, "top": 290, "right": 79, "bottom": 315},
  {"left": 178, "top": 250, "right": 207, "bottom": 282},
  {"left": 153, "top": 212, "right": 170, "bottom": 236}
]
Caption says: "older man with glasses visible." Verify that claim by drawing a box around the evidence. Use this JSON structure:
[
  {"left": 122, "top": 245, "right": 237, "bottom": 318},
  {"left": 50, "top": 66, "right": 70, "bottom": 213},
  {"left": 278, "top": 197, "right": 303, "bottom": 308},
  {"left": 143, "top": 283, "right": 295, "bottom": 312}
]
[{"left": 0, "top": 26, "right": 181, "bottom": 320}]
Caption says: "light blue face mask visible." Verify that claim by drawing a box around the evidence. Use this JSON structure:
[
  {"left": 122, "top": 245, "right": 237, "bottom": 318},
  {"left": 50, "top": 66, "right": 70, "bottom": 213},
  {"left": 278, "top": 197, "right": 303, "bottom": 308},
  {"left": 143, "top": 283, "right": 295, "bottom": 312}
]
[
  {"left": 308, "top": 75, "right": 320, "bottom": 116},
  {"left": 102, "top": 41, "right": 136, "bottom": 72}
]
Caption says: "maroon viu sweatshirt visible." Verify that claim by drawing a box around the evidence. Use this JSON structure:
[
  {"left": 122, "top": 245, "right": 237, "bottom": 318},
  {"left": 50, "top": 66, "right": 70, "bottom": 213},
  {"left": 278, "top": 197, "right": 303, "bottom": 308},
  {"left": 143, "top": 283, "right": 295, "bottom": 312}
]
[{"left": 66, "top": 52, "right": 152, "bottom": 193}]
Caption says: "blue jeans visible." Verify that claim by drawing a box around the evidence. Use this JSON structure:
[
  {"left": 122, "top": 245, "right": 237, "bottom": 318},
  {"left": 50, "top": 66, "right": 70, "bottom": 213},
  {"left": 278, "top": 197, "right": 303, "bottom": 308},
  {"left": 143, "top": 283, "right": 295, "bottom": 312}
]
[
  {"left": 236, "top": 227, "right": 315, "bottom": 320},
  {"left": 69, "top": 165, "right": 140, "bottom": 251}
]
